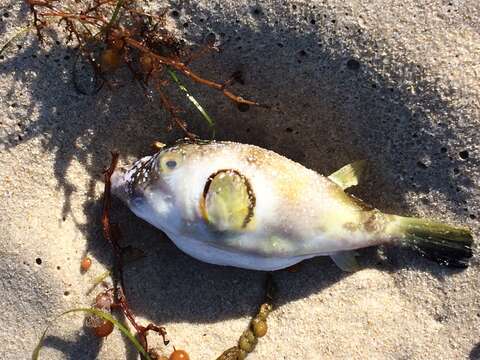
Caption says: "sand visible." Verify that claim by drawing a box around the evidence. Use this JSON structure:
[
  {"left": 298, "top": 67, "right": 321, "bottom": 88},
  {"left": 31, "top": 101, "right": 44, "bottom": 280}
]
[{"left": 0, "top": 0, "right": 479, "bottom": 359}]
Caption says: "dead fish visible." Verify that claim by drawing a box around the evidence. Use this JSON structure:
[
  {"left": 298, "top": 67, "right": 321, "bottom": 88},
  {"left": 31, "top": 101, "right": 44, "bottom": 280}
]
[{"left": 111, "top": 140, "right": 473, "bottom": 272}]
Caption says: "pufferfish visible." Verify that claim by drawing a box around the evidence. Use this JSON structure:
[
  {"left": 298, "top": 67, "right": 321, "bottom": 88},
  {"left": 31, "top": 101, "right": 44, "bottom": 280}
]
[{"left": 111, "top": 140, "right": 473, "bottom": 272}]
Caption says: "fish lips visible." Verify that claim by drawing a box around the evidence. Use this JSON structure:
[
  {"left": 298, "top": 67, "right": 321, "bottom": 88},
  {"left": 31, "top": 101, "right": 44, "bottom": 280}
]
[
  {"left": 110, "top": 155, "right": 170, "bottom": 205},
  {"left": 110, "top": 155, "right": 153, "bottom": 201},
  {"left": 111, "top": 165, "right": 130, "bottom": 203}
]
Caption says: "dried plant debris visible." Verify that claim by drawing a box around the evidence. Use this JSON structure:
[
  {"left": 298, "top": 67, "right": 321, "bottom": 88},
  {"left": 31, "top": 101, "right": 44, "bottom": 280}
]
[
  {"left": 217, "top": 276, "right": 275, "bottom": 360},
  {"left": 33, "top": 307, "right": 153, "bottom": 360},
  {"left": 18, "top": 0, "right": 263, "bottom": 138}
]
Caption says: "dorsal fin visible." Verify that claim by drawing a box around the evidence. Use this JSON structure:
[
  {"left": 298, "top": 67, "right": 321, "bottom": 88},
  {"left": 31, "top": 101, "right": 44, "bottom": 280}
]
[{"left": 328, "top": 160, "right": 366, "bottom": 190}]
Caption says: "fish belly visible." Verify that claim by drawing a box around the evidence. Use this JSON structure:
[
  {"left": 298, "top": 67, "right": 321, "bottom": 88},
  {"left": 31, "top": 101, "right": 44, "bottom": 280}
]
[{"left": 168, "top": 232, "right": 319, "bottom": 271}]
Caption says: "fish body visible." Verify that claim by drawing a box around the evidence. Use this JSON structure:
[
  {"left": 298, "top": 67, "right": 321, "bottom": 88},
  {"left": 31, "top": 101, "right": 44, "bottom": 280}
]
[{"left": 111, "top": 140, "right": 473, "bottom": 271}]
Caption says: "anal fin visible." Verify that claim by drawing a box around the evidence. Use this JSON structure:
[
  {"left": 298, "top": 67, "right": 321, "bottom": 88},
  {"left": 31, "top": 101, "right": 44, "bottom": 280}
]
[{"left": 330, "top": 251, "right": 361, "bottom": 272}]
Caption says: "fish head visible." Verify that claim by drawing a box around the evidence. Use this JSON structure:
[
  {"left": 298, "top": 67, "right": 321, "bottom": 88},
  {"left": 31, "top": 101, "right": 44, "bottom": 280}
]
[
  {"left": 110, "top": 141, "right": 258, "bottom": 237},
  {"left": 111, "top": 143, "right": 202, "bottom": 232}
]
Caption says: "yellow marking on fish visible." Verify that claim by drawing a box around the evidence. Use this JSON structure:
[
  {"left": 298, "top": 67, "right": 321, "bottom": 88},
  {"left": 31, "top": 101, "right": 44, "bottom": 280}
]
[{"left": 201, "top": 169, "right": 256, "bottom": 231}]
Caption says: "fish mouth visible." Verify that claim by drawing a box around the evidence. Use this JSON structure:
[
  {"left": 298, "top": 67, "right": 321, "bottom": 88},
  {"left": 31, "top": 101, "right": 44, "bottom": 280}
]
[{"left": 110, "top": 155, "right": 159, "bottom": 202}]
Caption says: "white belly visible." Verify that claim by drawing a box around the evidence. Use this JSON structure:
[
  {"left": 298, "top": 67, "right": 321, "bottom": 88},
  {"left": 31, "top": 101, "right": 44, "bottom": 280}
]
[{"left": 167, "top": 232, "right": 318, "bottom": 271}]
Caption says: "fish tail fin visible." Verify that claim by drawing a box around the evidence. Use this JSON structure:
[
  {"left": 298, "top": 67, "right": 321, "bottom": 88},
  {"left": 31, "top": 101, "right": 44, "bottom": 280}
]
[{"left": 388, "top": 215, "right": 473, "bottom": 268}]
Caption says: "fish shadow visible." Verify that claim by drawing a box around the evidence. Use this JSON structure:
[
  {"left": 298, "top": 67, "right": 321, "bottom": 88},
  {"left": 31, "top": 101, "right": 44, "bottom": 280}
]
[
  {"left": 1, "top": 0, "right": 478, "bottom": 358},
  {"left": 470, "top": 342, "right": 480, "bottom": 360}
]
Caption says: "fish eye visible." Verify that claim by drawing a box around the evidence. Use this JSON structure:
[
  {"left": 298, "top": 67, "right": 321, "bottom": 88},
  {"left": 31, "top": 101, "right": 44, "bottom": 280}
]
[
  {"left": 166, "top": 160, "right": 177, "bottom": 169},
  {"left": 159, "top": 152, "right": 182, "bottom": 172}
]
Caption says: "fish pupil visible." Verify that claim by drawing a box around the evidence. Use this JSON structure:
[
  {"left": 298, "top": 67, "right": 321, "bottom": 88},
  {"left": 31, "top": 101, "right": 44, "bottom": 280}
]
[{"left": 166, "top": 160, "right": 177, "bottom": 169}]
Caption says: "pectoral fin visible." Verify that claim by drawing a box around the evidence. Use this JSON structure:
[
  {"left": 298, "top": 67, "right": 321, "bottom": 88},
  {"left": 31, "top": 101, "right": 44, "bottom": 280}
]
[
  {"left": 330, "top": 251, "right": 361, "bottom": 272},
  {"left": 201, "top": 169, "right": 255, "bottom": 231},
  {"left": 328, "top": 160, "right": 366, "bottom": 190}
]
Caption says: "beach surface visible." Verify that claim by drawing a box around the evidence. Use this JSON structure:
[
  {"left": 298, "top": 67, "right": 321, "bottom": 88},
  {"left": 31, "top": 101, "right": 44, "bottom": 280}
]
[{"left": 0, "top": 1, "right": 479, "bottom": 359}]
